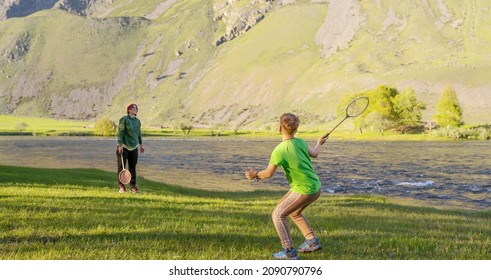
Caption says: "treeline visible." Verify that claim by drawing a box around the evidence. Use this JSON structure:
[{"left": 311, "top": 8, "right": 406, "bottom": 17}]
[
  {"left": 338, "top": 84, "right": 489, "bottom": 140},
  {"left": 93, "top": 84, "right": 490, "bottom": 140}
]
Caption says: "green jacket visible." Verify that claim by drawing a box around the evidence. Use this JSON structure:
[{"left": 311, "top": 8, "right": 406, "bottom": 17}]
[{"left": 117, "top": 114, "right": 142, "bottom": 151}]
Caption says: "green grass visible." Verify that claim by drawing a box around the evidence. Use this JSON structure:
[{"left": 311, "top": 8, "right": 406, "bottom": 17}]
[
  {"left": 0, "top": 114, "right": 455, "bottom": 140},
  {"left": 1, "top": 165, "right": 489, "bottom": 260},
  {"left": 0, "top": 115, "right": 93, "bottom": 136}
]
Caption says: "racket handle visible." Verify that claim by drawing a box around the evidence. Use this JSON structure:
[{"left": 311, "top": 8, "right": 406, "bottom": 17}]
[{"left": 322, "top": 132, "right": 331, "bottom": 138}]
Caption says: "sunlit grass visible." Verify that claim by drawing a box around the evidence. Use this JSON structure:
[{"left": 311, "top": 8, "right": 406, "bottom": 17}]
[
  {"left": 0, "top": 115, "right": 93, "bottom": 135},
  {"left": 0, "top": 115, "right": 455, "bottom": 140},
  {"left": 1, "top": 165, "right": 489, "bottom": 260}
]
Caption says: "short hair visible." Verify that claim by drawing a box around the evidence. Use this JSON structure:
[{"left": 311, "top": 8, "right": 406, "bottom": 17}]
[
  {"left": 126, "top": 104, "right": 138, "bottom": 113},
  {"left": 280, "top": 113, "right": 300, "bottom": 134}
]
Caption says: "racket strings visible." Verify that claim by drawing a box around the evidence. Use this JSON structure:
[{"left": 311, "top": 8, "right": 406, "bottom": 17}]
[{"left": 346, "top": 97, "right": 369, "bottom": 117}]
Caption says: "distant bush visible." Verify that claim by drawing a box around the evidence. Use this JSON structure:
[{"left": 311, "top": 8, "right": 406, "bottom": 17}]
[
  {"left": 432, "top": 126, "right": 490, "bottom": 140},
  {"left": 94, "top": 118, "right": 116, "bottom": 136},
  {"left": 15, "top": 122, "right": 28, "bottom": 132},
  {"left": 477, "top": 127, "right": 491, "bottom": 140}
]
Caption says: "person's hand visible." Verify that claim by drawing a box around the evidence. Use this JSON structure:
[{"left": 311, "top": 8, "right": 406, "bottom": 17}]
[
  {"left": 245, "top": 167, "right": 257, "bottom": 180},
  {"left": 140, "top": 145, "right": 145, "bottom": 153},
  {"left": 317, "top": 134, "right": 329, "bottom": 146},
  {"left": 117, "top": 146, "right": 123, "bottom": 154}
]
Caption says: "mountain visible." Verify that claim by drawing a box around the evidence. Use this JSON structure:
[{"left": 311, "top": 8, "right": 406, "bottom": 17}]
[
  {"left": 0, "top": 0, "right": 91, "bottom": 19},
  {"left": 1, "top": 0, "right": 490, "bottom": 130}
]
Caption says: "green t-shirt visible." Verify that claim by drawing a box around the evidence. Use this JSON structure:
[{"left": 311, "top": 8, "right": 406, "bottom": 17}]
[
  {"left": 269, "top": 138, "right": 321, "bottom": 195},
  {"left": 117, "top": 114, "right": 142, "bottom": 151}
]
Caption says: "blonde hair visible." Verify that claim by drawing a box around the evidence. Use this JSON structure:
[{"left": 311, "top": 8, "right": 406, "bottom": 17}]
[{"left": 280, "top": 113, "right": 300, "bottom": 134}]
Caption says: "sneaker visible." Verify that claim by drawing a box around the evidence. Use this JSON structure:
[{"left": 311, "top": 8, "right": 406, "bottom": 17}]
[
  {"left": 130, "top": 185, "right": 138, "bottom": 193},
  {"left": 119, "top": 185, "right": 127, "bottom": 193},
  {"left": 297, "top": 237, "right": 322, "bottom": 253},
  {"left": 272, "top": 247, "right": 299, "bottom": 260}
]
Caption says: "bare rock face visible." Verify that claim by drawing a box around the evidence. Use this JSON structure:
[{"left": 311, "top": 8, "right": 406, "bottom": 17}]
[
  {"left": 0, "top": 0, "right": 93, "bottom": 20},
  {"left": 0, "top": 0, "right": 58, "bottom": 19},
  {"left": 315, "top": 0, "right": 367, "bottom": 58},
  {"left": 212, "top": 0, "right": 274, "bottom": 46},
  {"left": 56, "top": 0, "right": 93, "bottom": 16},
  {"left": 3, "top": 31, "right": 30, "bottom": 63}
]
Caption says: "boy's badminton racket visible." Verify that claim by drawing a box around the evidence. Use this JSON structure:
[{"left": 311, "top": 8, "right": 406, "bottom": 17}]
[{"left": 323, "top": 96, "right": 369, "bottom": 138}]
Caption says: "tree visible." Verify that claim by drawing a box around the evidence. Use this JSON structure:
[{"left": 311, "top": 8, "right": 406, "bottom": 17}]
[
  {"left": 363, "top": 112, "right": 392, "bottom": 135},
  {"left": 180, "top": 122, "right": 193, "bottom": 136},
  {"left": 337, "top": 85, "right": 426, "bottom": 134},
  {"left": 393, "top": 87, "right": 426, "bottom": 127},
  {"left": 433, "top": 85, "right": 463, "bottom": 128},
  {"left": 353, "top": 85, "right": 399, "bottom": 133},
  {"left": 94, "top": 118, "right": 116, "bottom": 136}
]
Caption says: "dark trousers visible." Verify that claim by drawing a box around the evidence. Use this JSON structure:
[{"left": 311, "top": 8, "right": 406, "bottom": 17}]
[{"left": 117, "top": 147, "right": 138, "bottom": 185}]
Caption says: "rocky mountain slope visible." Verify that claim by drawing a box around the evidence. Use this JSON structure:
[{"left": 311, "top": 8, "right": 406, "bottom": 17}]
[
  {"left": 0, "top": 0, "right": 490, "bottom": 129},
  {"left": 0, "top": 0, "right": 92, "bottom": 19}
]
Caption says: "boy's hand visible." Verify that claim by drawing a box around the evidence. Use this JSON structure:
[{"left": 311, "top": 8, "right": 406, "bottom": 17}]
[
  {"left": 318, "top": 134, "right": 329, "bottom": 145},
  {"left": 245, "top": 167, "right": 257, "bottom": 180}
]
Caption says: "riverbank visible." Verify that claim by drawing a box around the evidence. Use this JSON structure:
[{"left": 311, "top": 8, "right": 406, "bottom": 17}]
[
  {"left": 2, "top": 136, "right": 490, "bottom": 211},
  {"left": 2, "top": 114, "right": 489, "bottom": 141},
  {"left": 1, "top": 165, "right": 489, "bottom": 260}
]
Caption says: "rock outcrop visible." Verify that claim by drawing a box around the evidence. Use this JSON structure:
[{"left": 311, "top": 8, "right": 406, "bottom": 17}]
[
  {"left": 0, "top": 0, "right": 94, "bottom": 20},
  {"left": 212, "top": 0, "right": 274, "bottom": 46}
]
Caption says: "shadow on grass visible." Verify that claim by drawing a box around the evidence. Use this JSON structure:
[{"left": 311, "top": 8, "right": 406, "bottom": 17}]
[
  {"left": 0, "top": 165, "right": 283, "bottom": 199},
  {"left": 1, "top": 230, "right": 280, "bottom": 260},
  {"left": 2, "top": 165, "right": 490, "bottom": 259},
  {"left": 328, "top": 195, "right": 491, "bottom": 217}
]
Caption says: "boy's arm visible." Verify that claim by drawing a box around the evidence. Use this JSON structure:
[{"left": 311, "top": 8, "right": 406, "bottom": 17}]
[
  {"left": 308, "top": 135, "right": 329, "bottom": 158},
  {"left": 245, "top": 164, "right": 278, "bottom": 180}
]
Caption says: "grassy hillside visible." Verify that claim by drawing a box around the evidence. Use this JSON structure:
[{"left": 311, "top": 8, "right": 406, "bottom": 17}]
[
  {"left": 0, "top": 9, "right": 148, "bottom": 118},
  {"left": 1, "top": 165, "right": 490, "bottom": 259},
  {"left": 188, "top": 4, "right": 329, "bottom": 128},
  {"left": 1, "top": 0, "right": 490, "bottom": 129}
]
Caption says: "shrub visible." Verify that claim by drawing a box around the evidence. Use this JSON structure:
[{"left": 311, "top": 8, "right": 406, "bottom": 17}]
[
  {"left": 94, "top": 118, "right": 116, "bottom": 136},
  {"left": 477, "top": 127, "right": 491, "bottom": 140},
  {"left": 15, "top": 122, "right": 28, "bottom": 132},
  {"left": 432, "top": 127, "right": 490, "bottom": 140}
]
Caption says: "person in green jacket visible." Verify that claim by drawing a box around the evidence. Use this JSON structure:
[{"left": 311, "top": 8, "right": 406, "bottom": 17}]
[
  {"left": 117, "top": 103, "right": 145, "bottom": 193},
  {"left": 245, "top": 113, "right": 328, "bottom": 260}
]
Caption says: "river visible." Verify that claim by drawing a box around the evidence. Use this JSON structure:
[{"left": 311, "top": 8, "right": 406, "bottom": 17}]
[{"left": 1, "top": 136, "right": 490, "bottom": 210}]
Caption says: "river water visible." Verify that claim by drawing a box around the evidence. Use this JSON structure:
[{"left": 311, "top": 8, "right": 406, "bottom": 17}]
[{"left": 1, "top": 136, "right": 490, "bottom": 210}]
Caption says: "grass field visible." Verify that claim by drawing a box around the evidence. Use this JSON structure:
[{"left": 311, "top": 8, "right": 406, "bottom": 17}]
[
  {"left": 0, "top": 114, "right": 452, "bottom": 140},
  {"left": 0, "top": 115, "right": 94, "bottom": 136},
  {"left": 1, "top": 165, "right": 489, "bottom": 260}
]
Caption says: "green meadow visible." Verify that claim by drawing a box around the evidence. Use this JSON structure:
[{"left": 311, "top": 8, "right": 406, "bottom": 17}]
[
  {"left": 0, "top": 115, "right": 449, "bottom": 140},
  {"left": 1, "top": 165, "right": 489, "bottom": 260},
  {"left": 0, "top": 115, "right": 93, "bottom": 136}
]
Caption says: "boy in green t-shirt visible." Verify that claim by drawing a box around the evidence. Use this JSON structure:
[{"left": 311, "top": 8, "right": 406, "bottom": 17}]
[{"left": 245, "top": 113, "right": 328, "bottom": 260}]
